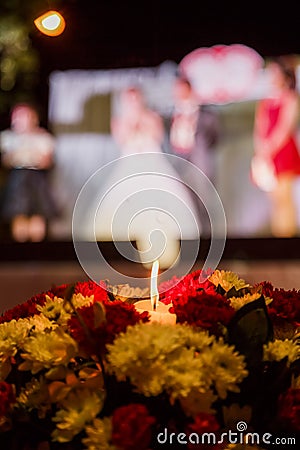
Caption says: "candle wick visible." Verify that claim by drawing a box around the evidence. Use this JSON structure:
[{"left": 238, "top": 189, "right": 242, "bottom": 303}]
[{"left": 152, "top": 294, "right": 158, "bottom": 311}]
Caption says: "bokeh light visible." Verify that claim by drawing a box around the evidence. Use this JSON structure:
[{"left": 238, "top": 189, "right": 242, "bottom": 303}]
[{"left": 34, "top": 11, "right": 66, "bottom": 37}]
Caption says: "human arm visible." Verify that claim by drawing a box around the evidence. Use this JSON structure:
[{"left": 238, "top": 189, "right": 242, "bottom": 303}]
[
  {"left": 33, "top": 131, "right": 56, "bottom": 169},
  {"left": 0, "top": 131, "right": 17, "bottom": 168}
]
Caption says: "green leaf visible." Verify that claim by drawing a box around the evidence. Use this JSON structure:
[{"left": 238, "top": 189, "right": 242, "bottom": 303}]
[
  {"left": 93, "top": 302, "right": 106, "bottom": 328},
  {"left": 227, "top": 296, "right": 273, "bottom": 367}
]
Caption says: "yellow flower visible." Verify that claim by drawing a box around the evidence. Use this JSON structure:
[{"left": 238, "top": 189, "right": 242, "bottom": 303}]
[
  {"left": 37, "top": 294, "right": 93, "bottom": 327},
  {"left": 82, "top": 417, "right": 116, "bottom": 450},
  {"left": 0, "top": 319, "right": 30, "bottom": 357},
  {"left": 209, "top": 270, "right": 249, "bottom": 292},
  {"left": 25, "top": 314, "right": 57, "bottom": 332},
  {"left": 179, "top": 388, "right": 217, "bottom": 417},
  {"left": 19, "top": 328, "right": 78, "bottom": 374},
  {"left": 52, "top": 388, "right": 104, "bottom": 442},
  {"left": 17, "top": 376, "right": 50, "bottom": 418},
  {"left": 37, "top": 296, "right": 66, "bottom": 320},
  {"left": 200, "top": 339, "right": 249, "bottom": 399},
  {"left": 37, "top": 296, "right": 73, "bottom": 328},
  {"left": 229, "top": 292, "right": 261, "bottom": 310},
  {"left": 263, "top": 339, "right": 300, "bottom": 365},
  {"left": 107, "top": 323, "right": 248, "bottom": 400},
  {"left": 70, "top": 293, "right": 94, "bottom": 309},
  {"left": 0, "top": 319, "right": 32, "bottom": 380}
]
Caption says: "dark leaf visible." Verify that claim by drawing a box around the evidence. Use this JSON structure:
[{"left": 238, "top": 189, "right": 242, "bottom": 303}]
[
  {"left": 216, "top": 284, "right": 226, "bottom": 295},
  {"left": 93, "top": 301, "right": 106, "bottom": 328},
  {"left": 226, "top": 285, "right": 250, "bottom": 298},
  {"left": 227, "top": 296, "right": 273, "bottom": 367}
]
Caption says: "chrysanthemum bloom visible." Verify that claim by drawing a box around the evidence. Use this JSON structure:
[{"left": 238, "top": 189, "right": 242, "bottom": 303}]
[
  {"left": 0, "top": 381, "right": 15, "bottom": 417},
  {"left": 74, "top": 280, "right": 109, "bottom": 302},
  {"left": 186, "top": 412, "right": 220, "bottom": 450},
  {"left": 263, "top": 339, "right": 300, "bottom": 366},
  {"left": 107, "top": 323, "right": 248, "bottom": 400},
  {"left": 159, "top": 270, "right": 216, "bottom": 305},
  {"left": 112, "top": 404, "right": 156, "bottom": 450},
  {"left": 209, "top": 270, "right": 249, "bottom": 293},
  {"left": 277, "top": 388, "right": 300, "bottom": 431},
  {"left": 52, "top": 388, "right": 103, "bottom": 442},
  {"left": 82, "top": 417, "right": 115, "bottom": 450},
  {"left": 68, "top": 300, "right": 149, "bottom": 355},
  {"left": 229, "top": 292, "right": 262, "bottom": 310},
  {"left": 0, "top": 292, "right": 48, "bottom": 324},
  {"left": 19, "top": 328, "right": 78, "bottom": 374},
  {"left": 254, "top": 280, "right": 274, "bottom": 298},
  {"left": 171, "top": 290, "right": 235, "bottom": 335},
  {"left": 267, "top": 288, "right": 300, "bottom": 328},
  {"left": 0, "top": 283, "right": 68, "bottom": 324}
]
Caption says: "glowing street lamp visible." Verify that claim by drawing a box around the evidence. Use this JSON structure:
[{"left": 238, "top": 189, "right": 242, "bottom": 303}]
[{"left": 34, "top": 10, "right": 66, "bottom": 37}]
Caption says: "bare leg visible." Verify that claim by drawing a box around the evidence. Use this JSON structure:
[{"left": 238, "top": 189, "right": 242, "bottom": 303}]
[
  {"left": 11, "top": 215, "right": 30, "bottom": 242},
  {"left": 269, "top": 174, "right": 298, "bottom": 237},
  {"left": 28, "top": 215, "right": 47, "bottom": 242}
]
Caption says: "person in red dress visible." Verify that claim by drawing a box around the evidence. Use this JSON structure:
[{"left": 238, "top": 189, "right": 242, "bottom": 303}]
[{"left": 252, "top": 56, "right": 300, "bottom": 237}]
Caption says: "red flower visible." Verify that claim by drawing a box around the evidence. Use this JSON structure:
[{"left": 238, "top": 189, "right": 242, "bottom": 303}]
[
  {"left": 0, "top": 291, "right": 52, "bottom": 324},
  {"left": 68, "top": 300, "right": 149, "bottom": 354},
  {"left": 254, "top": 280, "right": 274, "bottom": 298},
  {"left": 158, "top": 275, "right": 183, "bottom": 297},
  {"left": 74, "top": 280, "right": 108, "bottom": 302},
  {"left": 159, "top": 270, "right": 217, "bottom": 306},
  {"left": 0, "top": 382, "right": 15, "bottom": 417},
  {"left": 171, "top": 290, "right": 235, "bottom": 335},
  {"left": 186, "top": 412, "right": 220, "bottom": 449},
  {"left": 277, "top": 388, "right": 300, "bottom": 431},
  {"left": 112, "top": 404, "right": 156, "bottom": 450},
  {"left": 267, "top": 288, "right": 300, "bottom": 328},
  {"left": 0, "top": 280, "right": 108, "bottom": 325}
]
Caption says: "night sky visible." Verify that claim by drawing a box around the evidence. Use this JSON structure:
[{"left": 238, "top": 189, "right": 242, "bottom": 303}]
[
  {"left": 23, "top": 0, "right": 300, "bottom": 121},
  {"left": 31, "top": 1, "right": 300, "bottom": 74}
]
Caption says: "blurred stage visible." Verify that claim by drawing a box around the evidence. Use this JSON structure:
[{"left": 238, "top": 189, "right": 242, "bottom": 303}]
[
  {"left": 45, "top": 61, "right": 300, "bottom": 241},
  {"left": 1, "top": 238, "right": 300, "bottom": 314}
]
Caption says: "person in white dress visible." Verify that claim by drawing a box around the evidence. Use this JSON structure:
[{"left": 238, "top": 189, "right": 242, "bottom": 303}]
[{"left": 81, "top": 86, "right": 200, "bottom": 269}]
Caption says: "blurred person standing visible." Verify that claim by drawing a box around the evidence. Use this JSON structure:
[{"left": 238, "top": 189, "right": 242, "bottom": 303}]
[
  {"left": 111, "top": 86, "right": 165, "bottom": 155},
  {"left": 251, "top": 56, "right": 300, "bottom": 237},
  {"left": 167, "top": 76, "right": 220, "bottom": 235},
  {"left": 0, "top": 102, "right": 57, "bottom": 241},
  {"left": 89, "top": 86, "right": 199, "bottom": 268},
  {"left": 168, "top": 76, "right": 220, "bottom": 182}
]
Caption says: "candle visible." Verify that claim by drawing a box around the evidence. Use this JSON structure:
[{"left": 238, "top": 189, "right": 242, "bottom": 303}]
[
  {"left": 134, "top": 260, "right": 176, "bottom": 325},
  {"left": 150, "top": 259, "right": 159, "bottom": 310},
  {"left": 135, "top": 298, "right": 176, "bottom": 325}
]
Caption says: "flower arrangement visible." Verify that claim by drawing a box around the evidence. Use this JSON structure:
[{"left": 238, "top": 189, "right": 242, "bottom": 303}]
[{"left": 0, "top": 269, "right": 300, "bottom": 449}]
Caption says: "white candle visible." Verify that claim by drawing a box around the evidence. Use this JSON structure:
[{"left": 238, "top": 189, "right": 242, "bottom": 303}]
[
  {"left": 135, "top": 260, "right": 176, "bottom": 325},
  {"left": 150, "top": 259, "right": 159, "bottom": 310},
  {"left": 135, "top": 299, "right": 176, "bottom": 325}
]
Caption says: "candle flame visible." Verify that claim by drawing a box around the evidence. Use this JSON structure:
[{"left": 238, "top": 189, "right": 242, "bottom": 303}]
[{"left": 150, "top": 260, "right": 159, "bottom": 311}]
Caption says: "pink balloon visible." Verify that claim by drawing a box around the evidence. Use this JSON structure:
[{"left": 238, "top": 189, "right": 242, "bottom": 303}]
[{"left": 179, "top": 44, "right": 264, "bottom": 104}]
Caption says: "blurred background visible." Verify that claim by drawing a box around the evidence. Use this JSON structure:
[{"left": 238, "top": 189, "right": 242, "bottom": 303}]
[{"left": 1, "top": 0, "right": 300, "bottom": 310}]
